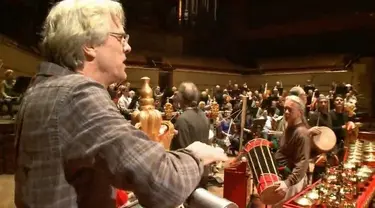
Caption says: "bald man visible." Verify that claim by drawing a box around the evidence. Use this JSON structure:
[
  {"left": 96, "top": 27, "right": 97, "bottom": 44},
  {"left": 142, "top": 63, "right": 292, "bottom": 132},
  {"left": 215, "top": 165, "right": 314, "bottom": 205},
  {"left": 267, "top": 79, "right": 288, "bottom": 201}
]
[
  {"left": 170, "top": 82, "right": 211, "bottom": 189},
  {"left": 275, "top": 86, "right": 307, "bottom": 134},
  {"left": 274, "top": 95, "right": 310, "bottom": 207},
  {"left": 170, "top": 82, "right": 210, "bottom": 150}
]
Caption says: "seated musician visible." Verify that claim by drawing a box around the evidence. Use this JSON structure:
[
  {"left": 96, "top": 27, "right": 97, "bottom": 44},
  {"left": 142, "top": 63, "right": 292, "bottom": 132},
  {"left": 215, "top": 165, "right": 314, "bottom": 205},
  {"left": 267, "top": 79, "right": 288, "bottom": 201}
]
[
  {"left": 228, "top": 123, "right": 240, "bottom": 155},
  {"left": 222, "top": 94, "right": 233, "bottom": 111},
  {"left": 217, "top": 110, "right": 231, "bottom": 138},
  {"left": 261, "top": 108, "right": 276, "bottom": 139},
  {"left": 273, "top": 95, "right": 310, "bottom": 207},
  {"left": 117, "top": 86, "right": 132, "bottom": 119},
  {"left": 0, "top": 69, "right": 19, "bottom": 119}
]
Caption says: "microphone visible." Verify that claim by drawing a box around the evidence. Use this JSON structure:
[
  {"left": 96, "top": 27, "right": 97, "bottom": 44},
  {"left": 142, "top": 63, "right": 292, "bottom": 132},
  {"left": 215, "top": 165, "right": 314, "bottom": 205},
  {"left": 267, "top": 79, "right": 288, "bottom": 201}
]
[{"left": 187, "top": 188, "right": 238, "bottom": 208}]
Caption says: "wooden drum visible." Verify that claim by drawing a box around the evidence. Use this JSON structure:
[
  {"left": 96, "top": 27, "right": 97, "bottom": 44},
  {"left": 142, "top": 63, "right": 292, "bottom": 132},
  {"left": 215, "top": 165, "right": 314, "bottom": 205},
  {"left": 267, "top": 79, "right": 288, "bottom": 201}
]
[
  {"left": 311, "top": 126, "right": 337, "bottom": 153},
  {"left": 244, "top": 138, "right": 284, "bottom": 205}
]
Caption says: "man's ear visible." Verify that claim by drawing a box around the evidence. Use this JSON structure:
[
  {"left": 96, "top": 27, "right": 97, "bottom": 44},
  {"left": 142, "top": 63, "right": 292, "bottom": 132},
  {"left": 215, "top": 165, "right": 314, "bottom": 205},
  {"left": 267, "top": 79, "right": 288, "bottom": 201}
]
[{"left": 83, "top": 44, "right": 96, "bottom": 59}]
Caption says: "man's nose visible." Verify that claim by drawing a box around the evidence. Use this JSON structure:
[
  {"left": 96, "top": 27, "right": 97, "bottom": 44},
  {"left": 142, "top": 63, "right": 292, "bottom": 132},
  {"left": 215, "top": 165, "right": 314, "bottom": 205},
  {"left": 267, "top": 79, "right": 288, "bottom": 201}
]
[{"left": 123, "top": 43, "right": 132, "bottom": 53}]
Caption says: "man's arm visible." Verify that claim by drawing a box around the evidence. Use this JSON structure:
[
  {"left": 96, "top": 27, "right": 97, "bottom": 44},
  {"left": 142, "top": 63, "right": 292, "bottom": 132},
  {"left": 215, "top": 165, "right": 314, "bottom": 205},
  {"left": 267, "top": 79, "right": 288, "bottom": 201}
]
[
  {"left": 62, "top": 81, "right": 203, "bottom": 208},
  {"left": 0, "top": 81, "right": 9, "bottom": 98},
  {"left": 285, "top": 130, "right": 310, "bottom": 187}
]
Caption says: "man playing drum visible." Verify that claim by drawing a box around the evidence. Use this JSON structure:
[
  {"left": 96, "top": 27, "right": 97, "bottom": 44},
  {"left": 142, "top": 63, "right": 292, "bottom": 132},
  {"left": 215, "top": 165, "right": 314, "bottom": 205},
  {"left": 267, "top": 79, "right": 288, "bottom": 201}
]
[
  {"left": 308, "top": 95, "right": 339, "bottom": 182},
  {"left": 273, "top": 95, "right": 311, "bottom": 207}
]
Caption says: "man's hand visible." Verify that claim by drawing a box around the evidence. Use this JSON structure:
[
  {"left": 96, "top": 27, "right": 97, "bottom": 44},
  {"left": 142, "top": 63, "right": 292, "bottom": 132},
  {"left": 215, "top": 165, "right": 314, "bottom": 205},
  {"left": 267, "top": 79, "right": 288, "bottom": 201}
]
[
  {"left": 274, "top": 181, "right": 288, "bottom": 197},
  {"left": 308, "top": 126, "right": 321, "bottom": 137},
  {"left": 346, "top": 121, "right": 355, "bottom": 131},
  {"left": 186, "top": 142, "right": 228, "bottom": 165}
]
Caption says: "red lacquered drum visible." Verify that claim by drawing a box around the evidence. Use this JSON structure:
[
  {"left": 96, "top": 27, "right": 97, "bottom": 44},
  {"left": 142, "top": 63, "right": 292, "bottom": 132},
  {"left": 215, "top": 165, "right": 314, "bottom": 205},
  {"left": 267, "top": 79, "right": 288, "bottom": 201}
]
[{"left": 244, "top": 138, "right": 285, "bottom": 205}]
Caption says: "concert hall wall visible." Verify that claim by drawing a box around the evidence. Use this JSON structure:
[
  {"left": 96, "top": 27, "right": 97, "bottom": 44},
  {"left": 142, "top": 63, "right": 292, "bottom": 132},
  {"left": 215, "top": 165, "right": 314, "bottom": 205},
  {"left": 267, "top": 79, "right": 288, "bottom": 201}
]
[
  {"left": 172, "top": 69, "right": 242, "bottom": 90},
  {"left": 0, "top": 37, "right": 41, "bottom": 79}
]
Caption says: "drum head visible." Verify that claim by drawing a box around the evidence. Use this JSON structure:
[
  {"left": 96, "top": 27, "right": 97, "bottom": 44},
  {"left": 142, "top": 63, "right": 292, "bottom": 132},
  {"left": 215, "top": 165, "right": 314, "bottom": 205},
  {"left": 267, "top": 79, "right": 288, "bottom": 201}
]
[
  {"left": 313, "top": 126, "right": 337, "bottom": 152},
  {"left": 259, "top": 184, "right": 285, "bottom": 205}
]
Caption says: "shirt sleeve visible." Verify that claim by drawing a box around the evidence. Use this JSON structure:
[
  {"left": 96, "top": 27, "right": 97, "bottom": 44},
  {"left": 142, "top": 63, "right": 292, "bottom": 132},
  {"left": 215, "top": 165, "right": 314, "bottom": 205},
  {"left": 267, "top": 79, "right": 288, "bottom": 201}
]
[
  {"left": 62, "top": 81, "right": 204, "bottom": 208},
  {"left": 285, "top": 129, "right": 310, "bottom": 187},
  {"left": 274, "top": 145, "right": 288, "bottom": 168}
]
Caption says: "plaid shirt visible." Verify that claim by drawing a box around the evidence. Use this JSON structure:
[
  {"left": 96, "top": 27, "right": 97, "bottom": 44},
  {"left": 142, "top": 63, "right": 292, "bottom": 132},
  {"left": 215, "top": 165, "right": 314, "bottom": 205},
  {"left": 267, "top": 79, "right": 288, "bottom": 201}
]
[{"left": 15, "top": 62, "right": 204, "bottom": 208}]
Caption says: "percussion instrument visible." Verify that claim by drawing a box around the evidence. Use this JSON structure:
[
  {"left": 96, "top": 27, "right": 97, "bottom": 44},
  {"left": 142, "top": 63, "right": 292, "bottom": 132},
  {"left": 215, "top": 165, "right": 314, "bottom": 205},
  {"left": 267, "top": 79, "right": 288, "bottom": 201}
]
[
  {"left": 311, "top": 126, "right": 337, "bottom": 153},
  {"left": 164, "top": 98, "right": 174, "bottom": 120},
  {"left": 188, "top": 188, "right": 238, "bottom": 208},
  {"left": 243, "top": 138, "right": 284, "bottom": 205},
  {"left": 210, "top": 99, "right": 220, "bottom": 120}
]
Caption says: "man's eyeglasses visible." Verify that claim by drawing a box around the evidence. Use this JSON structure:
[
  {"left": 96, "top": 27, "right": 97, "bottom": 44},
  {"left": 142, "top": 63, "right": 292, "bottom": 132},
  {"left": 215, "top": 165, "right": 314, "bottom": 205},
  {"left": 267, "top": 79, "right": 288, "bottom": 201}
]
[{"left": 109, "top": 32, "right": 129, "bottom": 44}]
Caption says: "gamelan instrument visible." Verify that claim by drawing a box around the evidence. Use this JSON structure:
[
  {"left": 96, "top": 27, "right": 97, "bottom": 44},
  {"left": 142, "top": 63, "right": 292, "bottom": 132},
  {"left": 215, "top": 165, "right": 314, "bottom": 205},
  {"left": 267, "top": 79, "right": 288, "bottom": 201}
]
[
  {"left": 311, "top": 126, "right": 337, "bottom": 153},
  {"left": 187, "top": 188, "right": 238, "bottom": 208},
  {"left": 243, "top": 138, "right": 285, "bottom": 205},
  {"left": 164, "top": 98, "right": 174, "bottom": 120}
]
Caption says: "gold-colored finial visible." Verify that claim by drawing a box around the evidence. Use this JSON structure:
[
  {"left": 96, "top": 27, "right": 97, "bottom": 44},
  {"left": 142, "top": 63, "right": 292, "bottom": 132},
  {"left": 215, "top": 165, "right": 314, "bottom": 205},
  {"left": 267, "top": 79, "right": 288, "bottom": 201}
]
[
  {"left": 139, "top": 77, "right": 154, "bottom": 110},
  {"left": 131, "top": 77, "right": 155, "bottom": 124}
]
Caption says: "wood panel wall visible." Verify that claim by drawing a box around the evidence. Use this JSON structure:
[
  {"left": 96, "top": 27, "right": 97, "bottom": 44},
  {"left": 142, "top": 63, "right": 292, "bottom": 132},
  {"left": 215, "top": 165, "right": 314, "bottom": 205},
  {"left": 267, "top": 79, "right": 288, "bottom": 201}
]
[
  {"left": 172, "top": 69, "right": 243, "bottom": 90},
  {"left": 244, "top": 71, "right": 354, "bottom": 94},
  {"left": 125, "top": 67, "right": 159, "bottom": 88},
  {"left": 0, "top": 41, "right": 373, "bottom": 114},
  {"left": 0, "top": 41, "right": 41, "bottom": 76}
]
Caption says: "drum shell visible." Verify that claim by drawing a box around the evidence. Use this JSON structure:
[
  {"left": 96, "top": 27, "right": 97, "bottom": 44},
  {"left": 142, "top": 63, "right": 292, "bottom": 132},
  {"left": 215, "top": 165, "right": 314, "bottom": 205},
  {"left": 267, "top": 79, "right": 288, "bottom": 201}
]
[
  {"left": 244, "top": 139, "right": 284, "bottom": 205},
  {"left": 311, "top": 126, "right": 337, "bottom": 153}
]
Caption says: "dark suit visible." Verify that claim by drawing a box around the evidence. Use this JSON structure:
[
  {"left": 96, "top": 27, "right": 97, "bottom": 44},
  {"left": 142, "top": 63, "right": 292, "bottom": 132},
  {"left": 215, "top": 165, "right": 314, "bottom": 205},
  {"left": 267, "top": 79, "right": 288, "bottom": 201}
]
[
  {"left": 170, "top": 109, "right": 210, "bottom": 150},
  {"left": 170, "top": 108, "right": 210, "bottom": 188},
  {"left": 308, "top": 111, "right": 332, "bottom": 128}
]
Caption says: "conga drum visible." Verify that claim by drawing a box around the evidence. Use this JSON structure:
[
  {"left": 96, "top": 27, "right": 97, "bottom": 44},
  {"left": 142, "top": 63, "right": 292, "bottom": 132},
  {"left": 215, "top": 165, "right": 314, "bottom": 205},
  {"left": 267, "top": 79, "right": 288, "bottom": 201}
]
[
  {"left": 244, "top": 138, "right": 284, "bottom": 205},
  {"left": 311, "top": 126, "right": 336, "bottom": 153}
]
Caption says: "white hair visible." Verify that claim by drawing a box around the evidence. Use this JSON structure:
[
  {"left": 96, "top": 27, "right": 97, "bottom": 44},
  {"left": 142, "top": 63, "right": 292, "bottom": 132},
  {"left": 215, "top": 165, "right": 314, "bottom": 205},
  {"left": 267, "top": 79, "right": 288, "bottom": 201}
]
[
  {"left": 41, "top": 0, "right": 125, "bottom": 70},
  {"left": 285, "top": 95, "right": 305, "bottom": 113},
  {"left": 285, "top": 95, "right": 309, "bottom": 126}
]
